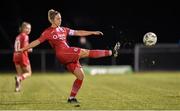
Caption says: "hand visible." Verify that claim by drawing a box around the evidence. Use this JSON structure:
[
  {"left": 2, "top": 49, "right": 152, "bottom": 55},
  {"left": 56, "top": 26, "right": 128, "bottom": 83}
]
[
  {"left": 94, "top": 31, "right": 104, "bottom": 36},
  {"left": 28, "top": 48, "right": 33, "bottom": 52},
  {"left": 16, "top": 48, "right": 23, "bottom": 53}
]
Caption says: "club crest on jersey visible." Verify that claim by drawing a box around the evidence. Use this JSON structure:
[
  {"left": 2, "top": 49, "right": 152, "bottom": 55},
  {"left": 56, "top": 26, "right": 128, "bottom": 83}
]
[{"left": 74, "top": 48, "right": 78, "bottom": 52}]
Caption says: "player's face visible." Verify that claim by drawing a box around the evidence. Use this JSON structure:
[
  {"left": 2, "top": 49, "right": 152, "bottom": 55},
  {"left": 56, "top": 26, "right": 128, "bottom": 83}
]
[
  {"left": 53, "top": 14, "right": 62, "bottom": 26},
  {"left": 23, "top": 24, "right": 31, "bottom": 35}
]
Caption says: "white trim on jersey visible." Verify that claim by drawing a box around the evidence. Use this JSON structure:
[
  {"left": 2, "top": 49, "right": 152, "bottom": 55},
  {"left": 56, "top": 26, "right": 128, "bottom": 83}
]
[
  {"left": 69, "top": 29, "right": 75, "bottom": 36},
  {"left": 14, "top": 39, "right": 20, "bottom": 52}
]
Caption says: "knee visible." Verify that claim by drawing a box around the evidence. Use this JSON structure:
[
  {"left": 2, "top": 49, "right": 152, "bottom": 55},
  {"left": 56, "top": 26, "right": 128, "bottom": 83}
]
[
  {"left": 26, "top": 70, "right": 32, "bottom": 77},
  {"left": 80, "top": 49, "right": 89, "bottom": 58},
  {"left": 29, "top": 72, "right": 32, "bottom": 76},
  {"left": 73, "top": 67, "right": 85, "bottom": 80},
  {"left": 77, "top": 73, "right": 84, "bottom": 80}
]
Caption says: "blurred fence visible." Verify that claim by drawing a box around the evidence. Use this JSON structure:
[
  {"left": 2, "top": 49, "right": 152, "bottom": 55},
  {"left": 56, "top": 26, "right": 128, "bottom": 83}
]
[
  {"left": 134, "top": 44, "right": 180, "bottom": 72},
  {"left": 2, "top": 44, "right": 180, "bottom": 73},
  {"left": 0, "top": 49, "right": 133, "bottom": 73},
  {"left": 0, "top": 49, "right": 64, "bottom": 72}
]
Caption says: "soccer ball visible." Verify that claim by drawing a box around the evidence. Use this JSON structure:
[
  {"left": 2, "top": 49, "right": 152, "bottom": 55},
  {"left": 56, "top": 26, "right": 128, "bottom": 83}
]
[{"left": 143, "top": 32, "right": 157, "bottom": 46}]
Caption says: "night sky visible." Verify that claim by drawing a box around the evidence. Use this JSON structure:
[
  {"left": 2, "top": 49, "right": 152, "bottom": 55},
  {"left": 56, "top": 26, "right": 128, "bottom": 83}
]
[{"left": 1, "top": 0, "right": 180, "bottom": 50}]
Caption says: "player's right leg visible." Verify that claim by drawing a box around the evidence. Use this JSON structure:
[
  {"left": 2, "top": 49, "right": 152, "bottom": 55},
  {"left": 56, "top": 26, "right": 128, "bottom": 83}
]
[
  {"left": 113, "top": 42, "right": 121, "bottom": 57},
  {"left": 14, "top": 64, "right": 23, "bottom": 92},
  {"left": 79, "top": 42, "right": 121, "bottom": 59},
  {"left": 79, "top": 49, "right": 112, "bottom": 58}
]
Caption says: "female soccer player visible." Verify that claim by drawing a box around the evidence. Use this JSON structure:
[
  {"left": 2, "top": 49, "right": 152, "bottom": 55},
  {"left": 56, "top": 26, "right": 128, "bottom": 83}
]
[
  {"left": 17, "top": 9, "right": 120, "bottom": 103},
  {"left": 13, "top": 22, "right": 33, "bottom": 92}
]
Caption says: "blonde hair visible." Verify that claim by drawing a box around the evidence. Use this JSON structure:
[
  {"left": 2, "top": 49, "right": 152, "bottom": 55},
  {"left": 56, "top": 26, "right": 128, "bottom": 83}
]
[
  {"left": 48, "top": 9, "right": 60, "bottom": 23},
  {"left": 19, "top": 22, "right": 31, "bottom": 32}
]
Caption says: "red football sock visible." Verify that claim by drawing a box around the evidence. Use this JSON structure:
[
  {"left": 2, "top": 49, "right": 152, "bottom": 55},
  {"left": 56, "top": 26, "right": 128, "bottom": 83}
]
[
  {"left": 89, "top": 50, "right": 111, "bottom": 58},
  {"left": 70, "top": 79, "right": 83, "bottom": 97}
]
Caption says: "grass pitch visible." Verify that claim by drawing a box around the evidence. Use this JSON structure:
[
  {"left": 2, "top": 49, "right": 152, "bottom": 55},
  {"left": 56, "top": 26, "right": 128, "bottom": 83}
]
[{"left": 0, "top": 72, "right": 180, "bottom": 110}]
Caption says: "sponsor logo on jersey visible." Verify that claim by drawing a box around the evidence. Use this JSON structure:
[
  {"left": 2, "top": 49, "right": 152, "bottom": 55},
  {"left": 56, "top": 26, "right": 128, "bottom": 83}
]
[{"left": 52, "top": 34, "right": 66, "bottom": 40}]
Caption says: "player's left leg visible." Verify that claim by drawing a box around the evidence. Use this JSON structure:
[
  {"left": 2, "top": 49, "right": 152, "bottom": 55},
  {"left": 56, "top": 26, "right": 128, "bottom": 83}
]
[
  {"left": 14, "top": 64, "right": 23, "bottom": 92},
  {"left": 15, "top": 64, "right": 32, "bottom": 92},
  {"left": 17, "top": 58, "right": 32, "bottom": 81},
  {"left": 21, "top": 64, "right": 32, "bottom": 80},
  {"left": 67, "top": 66, "right": 84, "bottom": 103}
]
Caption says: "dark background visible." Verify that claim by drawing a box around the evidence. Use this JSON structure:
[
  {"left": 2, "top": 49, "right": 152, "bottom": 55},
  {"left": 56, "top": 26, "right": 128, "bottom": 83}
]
[
  {"left": 1, "top": 0, "right": 180, "bottom": 70},
  {"left": 1, "top": 0, "right": 180, "bottom": 50}
]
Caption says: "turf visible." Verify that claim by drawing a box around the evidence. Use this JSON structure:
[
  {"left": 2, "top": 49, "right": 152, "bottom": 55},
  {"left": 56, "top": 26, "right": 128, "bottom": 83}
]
[{"left": 0, "top": 72, "right": 180, "bottom": 110}]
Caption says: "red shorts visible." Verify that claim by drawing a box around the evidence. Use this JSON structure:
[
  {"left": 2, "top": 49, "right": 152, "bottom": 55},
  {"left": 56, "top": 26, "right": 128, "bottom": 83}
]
[
  {"left": 13, "top": 53, "right": 30, "bottom": 67},
  {"left": 56, "top": 47, "right": 82, "bottom": 73},
  {"left": 66, "top": 61, "right": 82, "bottom": 73}
]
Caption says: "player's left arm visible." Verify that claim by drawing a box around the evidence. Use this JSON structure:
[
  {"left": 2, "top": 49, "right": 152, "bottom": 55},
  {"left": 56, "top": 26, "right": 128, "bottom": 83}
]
[
  {"left": 74, "top": 30, "right": 103, "bottom": 37},
  {"left": 68, "top": 28, "right": 103, "bottom": 37}
]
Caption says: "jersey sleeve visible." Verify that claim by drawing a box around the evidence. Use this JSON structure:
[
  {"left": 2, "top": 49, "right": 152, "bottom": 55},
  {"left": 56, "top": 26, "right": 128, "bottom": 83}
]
[
  {"left": 14, "top": 37, "right": 20, "bottom": 52},
  {"left": 65, "top": 27, "right": 75, "bottom": 36},
  {"left": 37, "top": 31, "right": 48, "bottom": 43},
  {"left": 23, "top": 35, "right": 29, "bottom": 47}
]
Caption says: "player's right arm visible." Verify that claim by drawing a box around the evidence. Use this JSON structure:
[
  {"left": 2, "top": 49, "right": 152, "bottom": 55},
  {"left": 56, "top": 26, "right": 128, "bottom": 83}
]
[
  {"left": 17, "top": 29, "right": 48, "bottom": 52},
  {"left": 19, "top": 40, "right": 40, "bottom": 52}
]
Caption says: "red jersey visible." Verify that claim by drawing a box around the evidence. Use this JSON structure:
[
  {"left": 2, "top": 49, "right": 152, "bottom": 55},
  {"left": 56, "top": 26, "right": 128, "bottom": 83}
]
[
  {"left": 13, "top": 33, "right": 30, "bottom": 66},
  {"left": 38, "top": 26, "right": 75, "bottom": 51},
  {"left": 38, "top": 26, "right": 81, "bottom": 67}
]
